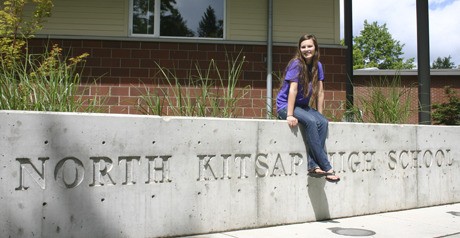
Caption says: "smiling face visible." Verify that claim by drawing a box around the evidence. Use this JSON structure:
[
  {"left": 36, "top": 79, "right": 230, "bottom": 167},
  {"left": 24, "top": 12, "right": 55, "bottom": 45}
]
[{"left": 300, "top": 39, "right": 316, "bottom": 63}]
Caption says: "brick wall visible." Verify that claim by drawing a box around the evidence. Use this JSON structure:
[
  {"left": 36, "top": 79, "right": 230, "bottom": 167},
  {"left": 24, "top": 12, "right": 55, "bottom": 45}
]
[
  {"left": 27, "top": 38, "right": 347, "bottom": 119},
  {"left": 354, "top": 74, "right": 460, "bottom": 124}
]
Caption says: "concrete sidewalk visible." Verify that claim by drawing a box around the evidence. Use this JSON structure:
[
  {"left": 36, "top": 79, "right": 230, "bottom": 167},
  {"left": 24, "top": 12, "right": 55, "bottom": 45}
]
[{"left": 182, "top": 203, "right": 460, "bottom": 238}]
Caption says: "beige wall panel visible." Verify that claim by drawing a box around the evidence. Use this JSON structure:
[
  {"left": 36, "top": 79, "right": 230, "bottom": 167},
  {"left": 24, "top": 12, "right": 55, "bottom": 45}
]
[
  {"left": 38, "top": 0, "right": 128, "bottom": 37},
  {"left": 32, "top": 0, "right": 339, "bottom": 44},
  {"left": 226, "top": 0, "right": 267, "bottom": 41},
  {"left": 227, "top": 0, "right": 339, "bottom": 44},
  {"left": 273, "top": 0, "right": 339, "bottom": 44}
]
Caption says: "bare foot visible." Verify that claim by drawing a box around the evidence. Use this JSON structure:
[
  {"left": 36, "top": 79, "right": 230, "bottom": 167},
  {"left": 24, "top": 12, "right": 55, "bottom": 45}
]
[
  {"left": 325, "top": 170, "right": 340, "bottom": 182},
  {"left": 308, "top": 167, "right": 327, "bottom": 177}
]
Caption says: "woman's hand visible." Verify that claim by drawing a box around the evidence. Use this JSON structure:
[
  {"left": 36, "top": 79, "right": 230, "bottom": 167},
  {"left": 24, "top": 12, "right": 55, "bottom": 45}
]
[{"left": 286, "top": 115, "right": 298, "bottom": 127}]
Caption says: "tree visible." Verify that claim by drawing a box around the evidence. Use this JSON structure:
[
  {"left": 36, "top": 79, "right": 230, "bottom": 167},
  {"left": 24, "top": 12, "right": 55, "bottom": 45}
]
[
  {"left": 0, "top": 0, "right": 53, "bottom": 66},
  {"left": 160, "top": 0, "right": 194, "bottom": 37},
  {"left": 353, "top": 20, "right": 415, "bottom": 70},
  {"left": 431, "top": 55, "right": 456, "bottom": 69},
  {"left": 132, "top": 0, "right": 194, "bottom": 36},
  {"left": 132, "top": 0, "right": 155, "bottom": 34},
  {"left": 197, "top": 6, "right": 223, "bottom": 38},
  {"left": 1, "top": 1, "right": 99, "bottom": 112}
]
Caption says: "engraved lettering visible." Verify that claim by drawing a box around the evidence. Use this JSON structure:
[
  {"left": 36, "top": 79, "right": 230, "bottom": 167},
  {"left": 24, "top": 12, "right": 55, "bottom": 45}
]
[
  {"left": 89, "top": 157, "right": 116, "bottom": 187},
  {"left": 119, "top": 156, "right": 141, "bottom": 185},
  {"left": 348, "top": 152, "right": 360, "bottom": 172},
  {"left": 255, "top": 153, "right": 269, "bottom": 177},
  {"left": 145, "top": 155, "right": 172, "bottom": 183},
  {"left": 423, "top": 150, "right": 433, "bottom": 168},
  {"left": 11, "top": 146, "right": 456, "bottom": 191},
  {"left": 400, "top": 150, "right": 410, "bottom": 169},
  {"left": 271, "top": 153, "right": 287, "bottom": 177},
  {"left": 435, "top": 150, "right": 445, "bottom": 167},
  {"left": 54, "top": 157, "right": 84, "bottom": 188},
  {"left": 197, "top": 155, "right": 218, "bottom": 181},
  {"left": 329, "top": 151, "right": 346, "bottom": 172},
  {"left": 221, "top": 154, "right": 232, "bottom": 180},
  {"left": 15, "top": 157, "right": 49, "bottom": 190},
  {"left": 447, "top": 149, "right": 453, "bottom": 166},
  {"left": 362, "top": 151, "right": 376, "bottom": 171},
  {"left": 289, "top": 153, "right": 303, "bottom": 175},
  {"left": 410, "top": 150, "right": 422, "bottom": 168},
  {"left": 235, "top": 154, "right": 251, "bottom": 179},
  {"left": 388, "top": 150, "right": 397, "bottom": 170}
]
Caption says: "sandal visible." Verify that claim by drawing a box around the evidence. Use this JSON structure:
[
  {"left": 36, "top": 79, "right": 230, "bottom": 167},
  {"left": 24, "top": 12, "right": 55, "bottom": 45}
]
[
  {"left": 325, "top": 171, "right": 340, "bottom": 183},
  {"left": 308, "top": 167, "right": 327, "bottom": 178}
]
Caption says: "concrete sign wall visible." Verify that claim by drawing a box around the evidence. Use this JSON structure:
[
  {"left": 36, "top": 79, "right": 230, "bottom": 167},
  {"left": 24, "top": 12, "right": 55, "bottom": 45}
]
[{"left": 1, "top": 111, "right": 459, "bottom": 237}]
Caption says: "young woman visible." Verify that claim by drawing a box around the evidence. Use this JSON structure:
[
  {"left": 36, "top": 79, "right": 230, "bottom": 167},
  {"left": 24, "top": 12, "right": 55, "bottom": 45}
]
[{"left": 276, "top": 34, "right": 340, "bottom": 182}]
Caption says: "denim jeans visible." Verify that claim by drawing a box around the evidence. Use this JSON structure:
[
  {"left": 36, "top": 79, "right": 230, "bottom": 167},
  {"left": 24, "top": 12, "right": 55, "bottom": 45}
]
[{"left": 278, "top": 106, "right": 332, "bottom": 172}]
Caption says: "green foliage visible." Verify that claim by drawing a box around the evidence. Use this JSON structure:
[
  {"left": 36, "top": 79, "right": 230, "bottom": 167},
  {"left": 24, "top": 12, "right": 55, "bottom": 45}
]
[
  {"left": 137, "top": 85, "right": 165, "bottom": 115},
  {"left": 0, "top": 44, "right": 104, "bottom": 112},
  {"left": 346, "top": 75, "right": 413, "bottom": 124},
  {"left": 432, "top": 86, "right": 460, "bottom": 125},
  {"left": 1, "top": 1, "right": 105, "bottom": 112},
  {"left": 353, "top": 20, "right": 415, "bottom": 70},
  {"left": 138, "top": 51, "right": 250, "bottom": 118},
  {"left": 0, "top": 0, "right": 53, "bottom": 66},
  {"left": 431, "top": 55, "right": 456, "bottom": 69}
]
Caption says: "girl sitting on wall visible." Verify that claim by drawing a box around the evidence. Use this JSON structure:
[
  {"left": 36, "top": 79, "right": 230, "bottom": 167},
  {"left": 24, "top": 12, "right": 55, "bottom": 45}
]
[{"left": 276, "top": 34, "right": 340, "bottom": 183}]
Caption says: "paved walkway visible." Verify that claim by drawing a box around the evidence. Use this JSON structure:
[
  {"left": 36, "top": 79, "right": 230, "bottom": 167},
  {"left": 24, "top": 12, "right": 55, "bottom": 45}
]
[{"left": 182, "top": 203, "right": 460, "bottom": 238}]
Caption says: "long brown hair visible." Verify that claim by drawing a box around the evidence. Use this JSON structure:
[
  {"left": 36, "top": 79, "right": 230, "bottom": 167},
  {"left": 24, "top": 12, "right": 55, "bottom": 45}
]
[{"left": 284, "top": 34, "right": 321, "bottom": 107}]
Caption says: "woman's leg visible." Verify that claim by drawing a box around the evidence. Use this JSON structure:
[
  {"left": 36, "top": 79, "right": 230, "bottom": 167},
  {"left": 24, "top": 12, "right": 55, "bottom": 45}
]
[
  {"left": 305, "top": 109, "right": 328, "bottom": 171},
  {"left": 278, "top": 107, "right": 339, "bottom": 181},
  {"left": 294, "top": 107, "right": 332, "bottom": 172},
  {"left": 310, "top": 109, "right": 329, "bottom": 149}
]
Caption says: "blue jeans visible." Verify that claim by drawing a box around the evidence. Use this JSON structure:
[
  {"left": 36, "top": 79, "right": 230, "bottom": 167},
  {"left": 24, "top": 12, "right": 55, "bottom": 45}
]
[{"left": 278, "top": 106, "right": 332, "bottom": 172}]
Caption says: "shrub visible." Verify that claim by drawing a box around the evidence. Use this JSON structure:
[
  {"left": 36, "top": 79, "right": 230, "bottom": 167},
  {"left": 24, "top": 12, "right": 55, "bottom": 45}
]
[
  {"left": 1, "top": 0, "right": 104, "bottom": 112},
  {"left": 0, "top": 44, "right": 104, "bottom": 112},
  {"left": 432, "top": 86, "right": 460, "bottom": 125},
  {"left": 0, "top": 0, "right": 53, "bottom": 67}
]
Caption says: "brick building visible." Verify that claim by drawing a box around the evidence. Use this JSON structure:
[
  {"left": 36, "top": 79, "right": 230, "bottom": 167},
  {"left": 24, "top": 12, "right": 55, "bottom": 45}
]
[
  {"left": 26, "top": 0, "right": 346, "bottom": 119},
  {"left": 22, "top": 0, "right": 459, "bottom": 123}
]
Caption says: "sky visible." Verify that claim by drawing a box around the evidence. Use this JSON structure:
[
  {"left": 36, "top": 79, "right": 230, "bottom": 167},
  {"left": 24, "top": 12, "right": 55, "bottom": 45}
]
[{"left": 340, "top": 0, "right": 460, "bottom": 68}]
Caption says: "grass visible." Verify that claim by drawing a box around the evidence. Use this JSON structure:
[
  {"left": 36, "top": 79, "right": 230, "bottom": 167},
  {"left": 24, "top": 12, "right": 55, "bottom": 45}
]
[
  {"left": 138, "top": 51, "right": 250, "bottom": 118},
  {"left": 0, "top": 44, "right": 104, "bottom": 112},
  {"left": 346, "top": 74, "right": 413, "bottom": 124}
]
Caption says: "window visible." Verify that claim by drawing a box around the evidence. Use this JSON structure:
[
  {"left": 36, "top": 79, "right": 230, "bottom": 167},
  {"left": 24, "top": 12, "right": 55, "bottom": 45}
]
[{"left": 131, "top": 0, "right": 225, "bottom": 38}]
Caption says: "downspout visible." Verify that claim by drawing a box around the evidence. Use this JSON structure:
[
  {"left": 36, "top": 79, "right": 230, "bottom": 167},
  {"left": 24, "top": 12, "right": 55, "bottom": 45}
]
[{"left": 266, "top": 0, "right": 273, "bottom": 118}]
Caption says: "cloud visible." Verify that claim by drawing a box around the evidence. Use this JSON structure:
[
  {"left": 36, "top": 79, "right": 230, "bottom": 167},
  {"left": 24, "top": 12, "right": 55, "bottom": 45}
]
[
  {"left": 429, "top": 0, "right": 460, "bottom": 65},
  {"left": 430, "top": 0, "right": 457, "bottom": 10},
  {"left": 341, "top": 0, "right": 460, "bottom": 67}
]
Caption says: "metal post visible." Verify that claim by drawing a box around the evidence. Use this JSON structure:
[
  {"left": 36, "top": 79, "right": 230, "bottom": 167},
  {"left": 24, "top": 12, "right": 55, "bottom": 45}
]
[
  {"left": 344, "top": 0, "right": 354, "bottom": 118},
  {"left": 416, "top": 0, "right": 431, "bottom": 124},
  {"left": 266, "top": 0, "right": 273, "bottom": 119}
]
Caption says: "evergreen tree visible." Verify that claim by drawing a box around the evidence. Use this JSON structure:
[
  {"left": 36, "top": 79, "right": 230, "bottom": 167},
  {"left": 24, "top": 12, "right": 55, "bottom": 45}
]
[
  {"left": 160, "top": 0, "right": 194, "bottom": 37},
  {"left": 197, "top": 6, "right": 223, "bottom": 38}
]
